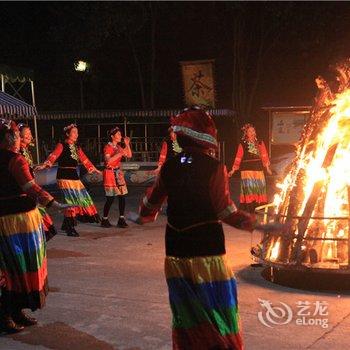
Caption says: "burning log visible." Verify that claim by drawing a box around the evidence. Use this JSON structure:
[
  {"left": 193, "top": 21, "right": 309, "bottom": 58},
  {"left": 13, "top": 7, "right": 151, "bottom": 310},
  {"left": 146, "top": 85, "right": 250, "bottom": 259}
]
[
  {"left": 293, "top": 144, "right": 338, "bottom": 264},
  {"left": 277, "top": 77, "right": 333, "bottom": 222},
  {"left": 348, "top": 186, "right": 350, "bottom": 267},
  {"left": 277, "top": 88, "right": 333, "bottom": 263}
]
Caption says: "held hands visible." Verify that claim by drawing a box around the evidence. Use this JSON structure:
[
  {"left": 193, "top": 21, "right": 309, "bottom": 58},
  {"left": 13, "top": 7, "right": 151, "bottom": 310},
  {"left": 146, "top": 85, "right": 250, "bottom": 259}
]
[
  {"left": 34, "top": 163, "right": 48, "bottom": 171},
  {"left": 89, "top": 168, "right": 102, "bottom": 175},
  {"left": 126, "top": 211, "right": 158, "bottom": 225},
  {"left": 51, "top": 201, "right": 76, "bottom": 212},
  {"left": 153, "top": 165, "right": 161, "bottom": 175},
  {"left": 231, "top": 210, "right": 256, "bottom": 232},
  {"left": 266, "top": 166, "right": 273, "bottom": 176},
  {"left": 228, "top": 169, "right": 235, "bottom": 177}
]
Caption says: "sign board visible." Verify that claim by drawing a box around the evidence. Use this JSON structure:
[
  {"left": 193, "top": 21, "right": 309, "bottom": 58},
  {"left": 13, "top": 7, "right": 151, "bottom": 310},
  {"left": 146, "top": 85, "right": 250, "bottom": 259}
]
[
  {"left": 271, "top": 111, "right": 310, "bottom": 145},
  {"left": 180, "top": 59, "right": 215, "bottom": 108}
]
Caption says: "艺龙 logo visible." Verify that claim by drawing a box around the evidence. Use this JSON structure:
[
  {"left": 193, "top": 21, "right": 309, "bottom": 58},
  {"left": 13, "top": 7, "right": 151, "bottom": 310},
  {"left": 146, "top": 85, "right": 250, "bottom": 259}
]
[
  {"left": 257, "top": 299, "right": 329, "bottom": 328},
  {"left": 257, "top": 298, "right": 293, "bottom": 328}
]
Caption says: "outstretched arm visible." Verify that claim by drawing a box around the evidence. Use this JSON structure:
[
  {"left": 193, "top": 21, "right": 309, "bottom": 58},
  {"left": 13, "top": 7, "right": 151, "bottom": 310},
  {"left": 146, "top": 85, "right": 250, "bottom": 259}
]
[
  {"left": 10, "top": 154, "right": 54, "bottom": 207},
  {"left": 138, "top": 171, "right": 167, "bottom": 223},
  {"left": 210, "top": 163, "right": 255, "bottom": 231},
  {"left": 259, "top": 141, "right": 272, "bottom": 175},
  {"left": 78, "top": 147, "right": 100, "bottom": 173},
  {"left": 35, "top": 143, "right": 63, "bottom": 170},
  {"left": 228, "top": 143, "right": 243, "bottom": 177},
  {"left": 154, "top": 141, "right": 167, "bottom": 174},
  {"left": 11, "top": 154, "right": 74, "bottom": 211}
]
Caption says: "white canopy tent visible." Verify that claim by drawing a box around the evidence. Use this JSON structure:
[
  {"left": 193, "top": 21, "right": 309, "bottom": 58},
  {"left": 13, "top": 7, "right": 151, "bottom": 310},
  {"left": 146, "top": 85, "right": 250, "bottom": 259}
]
[
  {"left": 0, "top": 90, "right": 39, "bottom": 162},
  {"left": 0, "top": 64, "right": 39, "bottom": 162}
]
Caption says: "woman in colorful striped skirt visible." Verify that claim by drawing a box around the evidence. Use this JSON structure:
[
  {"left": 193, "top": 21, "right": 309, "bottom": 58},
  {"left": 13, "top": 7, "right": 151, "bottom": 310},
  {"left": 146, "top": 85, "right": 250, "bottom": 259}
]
[
  {"left": 18, "top": 123, "right": 57, "bottom": 241},
  {"left": 36, "top": 124, "right": 101, "bottom": 237},
  {"left": 137, "top": 107, "right": 255, "bottom": 349},
  {"left": 228, "top": 124, "right": 272, "bottom": 213},
  {"left": 0, "top": 119, "right": 68, "bottom": 333}
]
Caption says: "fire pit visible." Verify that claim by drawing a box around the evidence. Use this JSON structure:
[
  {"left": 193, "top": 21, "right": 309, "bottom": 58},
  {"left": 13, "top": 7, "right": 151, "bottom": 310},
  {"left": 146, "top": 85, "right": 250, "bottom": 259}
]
[{"left": 253, "top": 60, "right": 350, "bottom": 291}]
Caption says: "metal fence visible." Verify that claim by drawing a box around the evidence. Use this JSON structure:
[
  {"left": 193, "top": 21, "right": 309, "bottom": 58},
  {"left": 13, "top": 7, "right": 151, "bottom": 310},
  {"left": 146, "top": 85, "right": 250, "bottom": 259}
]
[{"left": 39, "top": 136, "right": 226, "bottom": 166}]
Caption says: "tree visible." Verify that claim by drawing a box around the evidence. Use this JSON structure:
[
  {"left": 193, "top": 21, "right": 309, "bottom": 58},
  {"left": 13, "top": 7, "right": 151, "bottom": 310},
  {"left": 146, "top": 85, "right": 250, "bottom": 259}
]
[
  {"left": 47, "top": 2, "right": 159, "bottom": 109},
  {"left": 226, "top": 3, "right": 293, "bottom": 125}
]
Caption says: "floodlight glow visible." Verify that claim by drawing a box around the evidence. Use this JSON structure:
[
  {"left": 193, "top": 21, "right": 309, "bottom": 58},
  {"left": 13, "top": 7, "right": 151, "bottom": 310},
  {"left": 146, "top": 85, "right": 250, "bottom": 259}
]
[{"left": 74, "top": 60, "right": 88, "bottom": 72}]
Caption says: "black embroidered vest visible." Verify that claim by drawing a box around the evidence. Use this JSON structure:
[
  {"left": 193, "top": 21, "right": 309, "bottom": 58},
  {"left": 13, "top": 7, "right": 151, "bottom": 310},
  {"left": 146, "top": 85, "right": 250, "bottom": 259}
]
[
  {"left": 161, "top": 151, "right": 225, "bottom": 257},
  {"left": 0, "top": 149, "right": 36, "bottom": 216},
  {"left": 240, "top": 141, "right": 264, "bottom": 171},
  {"left": 56, "top": 143, "right": 80, "bottom": 180}
]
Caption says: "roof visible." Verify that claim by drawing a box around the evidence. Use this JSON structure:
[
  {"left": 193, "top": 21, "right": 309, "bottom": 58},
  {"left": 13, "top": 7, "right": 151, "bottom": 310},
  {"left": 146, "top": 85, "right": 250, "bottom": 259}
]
[
  {"left": 37, "top": 108, "right": 235, "bottom": 121},
  {"left": 0, "top": 64, "right": 34, "bottom": 83},
  {"left": 0, "top": 90, "right": 37, "bottom": 118},
  {"left": 261, "top": 106, "right": 311, "bottom": 111}
]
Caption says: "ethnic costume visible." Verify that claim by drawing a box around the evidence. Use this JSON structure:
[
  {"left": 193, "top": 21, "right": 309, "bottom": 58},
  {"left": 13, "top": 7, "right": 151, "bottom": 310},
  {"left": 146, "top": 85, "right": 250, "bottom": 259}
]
[
  {"left": 139, "top": 108, "right": 254, "bottom": 350},
  {"left": 101, "top": 131, "right": 131, "bottom": 228},
  {"left": 103, "top": 142, "right": 128, "bottom": 196},
  {"left": 0, "top": 148, "right": 53, "bottom": 314},
  {"left": 20, "top": 144, "right": 57, "bottom": 242},
  {"left": 43, "top": 142, "right": 100, "bottom": 230},
  {"left": 232, "top": 140, "right": 270, "bottom": 212}
]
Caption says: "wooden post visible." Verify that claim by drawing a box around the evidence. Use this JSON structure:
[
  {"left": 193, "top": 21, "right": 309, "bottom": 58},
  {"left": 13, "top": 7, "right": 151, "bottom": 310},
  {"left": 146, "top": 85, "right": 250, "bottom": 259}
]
[
  {"left": 123, "top": 116, "right": 127, "bottom": 137},
  {"left": 30, "top": 80, "right": 40, "bottom": 164},
  {"left": 97, "top": 124, "right": 101, "bottom": 164},
  {"left": 1, "top": 74, "right": 4, "bottom": 92}
]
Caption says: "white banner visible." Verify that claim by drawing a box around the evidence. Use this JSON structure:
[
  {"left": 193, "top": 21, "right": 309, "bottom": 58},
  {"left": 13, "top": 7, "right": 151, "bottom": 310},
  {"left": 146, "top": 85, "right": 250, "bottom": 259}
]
[{"left": 271, "top": 112, "right": 310, "bottom": 145}]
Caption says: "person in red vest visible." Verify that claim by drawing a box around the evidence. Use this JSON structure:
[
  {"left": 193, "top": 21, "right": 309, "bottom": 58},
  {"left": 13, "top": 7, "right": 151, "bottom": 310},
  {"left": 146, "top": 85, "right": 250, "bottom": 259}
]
[
  {"left": 101, "top": 126, "right": 132, "bottom": 228},
  {"left": 136, "top": 107, "right": 255, "bottom": 350}
]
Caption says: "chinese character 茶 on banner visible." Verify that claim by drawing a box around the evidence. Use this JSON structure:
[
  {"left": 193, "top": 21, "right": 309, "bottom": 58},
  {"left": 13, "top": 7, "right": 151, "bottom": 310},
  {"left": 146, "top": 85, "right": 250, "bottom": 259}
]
[{"left": 180, "top": 59, "right": 216, "bottom": 108}]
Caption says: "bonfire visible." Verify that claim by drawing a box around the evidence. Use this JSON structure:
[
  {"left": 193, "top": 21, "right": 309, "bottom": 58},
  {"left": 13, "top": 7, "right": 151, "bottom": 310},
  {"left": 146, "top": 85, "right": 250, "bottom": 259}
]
[{"left": 256, "top": 59, "right": 350, "bottom": 271}]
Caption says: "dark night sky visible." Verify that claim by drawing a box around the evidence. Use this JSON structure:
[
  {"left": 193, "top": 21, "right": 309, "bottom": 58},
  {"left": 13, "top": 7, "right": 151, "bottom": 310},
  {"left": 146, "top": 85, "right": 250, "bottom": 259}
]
[{"left": 1, "top": 1, "right": 350, "bottom": 116}]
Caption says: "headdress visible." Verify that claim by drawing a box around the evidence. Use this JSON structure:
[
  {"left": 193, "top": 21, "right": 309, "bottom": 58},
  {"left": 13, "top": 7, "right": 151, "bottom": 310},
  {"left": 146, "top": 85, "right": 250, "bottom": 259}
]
[
  {"left": 17, "top": 123, "right": 30, "bottom": 132},
  {"left": 108, "top": 126, "right": 121, "bottom": 137},
  {"left": 0, "top": 118, "right": 18, "bottom": 143},
  {"left": 63, "top": 123, "right": 77, "bottom": 133},
  {"left": 171, "top": 106, "right": 218, "bottom": 149},
  {"left": 241, "top": 123, "right": 256, "bottom": 141},
  {"left": 0, "top": 118, "right": 17, "bottom": 132}
]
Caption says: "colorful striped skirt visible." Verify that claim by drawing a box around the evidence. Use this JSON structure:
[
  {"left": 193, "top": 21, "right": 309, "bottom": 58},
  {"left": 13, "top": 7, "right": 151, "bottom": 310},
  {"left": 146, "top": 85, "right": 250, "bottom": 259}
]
[
  {"left": 0, "top": 208, "right": 48, "bottom": 313},
  {"left": 165, "top": 255, "right": 243, "bottom": 350},
  {"left": 240, "top": 170, "right": 267, "bottom": 209},
  {"left": 38, "top": 206, "right": 57, "bottom": 242},
  {"left": 57, "top": 179, "right": 100, "bottom": 224}
]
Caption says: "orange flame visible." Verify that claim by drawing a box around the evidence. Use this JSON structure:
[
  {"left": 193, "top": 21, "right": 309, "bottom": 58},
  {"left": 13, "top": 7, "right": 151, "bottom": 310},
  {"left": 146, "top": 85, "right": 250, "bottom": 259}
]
[{"left": 274, "top": 89, "right": 350, "bottom": 219}]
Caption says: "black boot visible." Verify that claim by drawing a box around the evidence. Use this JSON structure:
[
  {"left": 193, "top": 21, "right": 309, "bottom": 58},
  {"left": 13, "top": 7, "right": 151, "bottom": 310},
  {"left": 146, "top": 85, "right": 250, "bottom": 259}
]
[
  {"left": 66, "top": 226, "right": 79, "bottom": 237},
  {"left": 61, "top": 217, "right": 69, "bottom": 231},
  {"left": 12, "top": 309, "right": 37, "bottom": 327},
  {"left": 63, "top": 217, "right": 79, "bottom": 237},
  {"left": 101, "top": 218, "right": 112, "bottom": 228},
  {"left": 117, "top": 217, "right": 128, "bottom": 228},
  {"left": 0, "top": 313, "right": 24, "bottom": 333}
]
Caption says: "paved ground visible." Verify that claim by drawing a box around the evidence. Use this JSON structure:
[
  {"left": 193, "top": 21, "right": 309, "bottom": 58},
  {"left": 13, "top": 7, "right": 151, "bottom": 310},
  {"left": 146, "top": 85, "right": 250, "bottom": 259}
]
[{"left": 1, "top": 182, "right": 350, "bottom": 350}]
